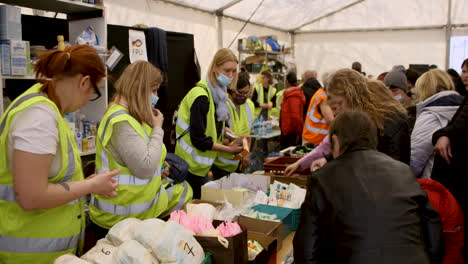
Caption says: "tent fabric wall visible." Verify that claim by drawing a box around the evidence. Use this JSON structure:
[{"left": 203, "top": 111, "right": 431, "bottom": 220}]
[
  {"left": 299, "top": 0, "right": 448, "bottom": 32},
  {"left": 453, "top": 0, "right": 468, "bottom": 24},
  {"left": 295, "top": 29, "right": 446, "bottom": 80}
]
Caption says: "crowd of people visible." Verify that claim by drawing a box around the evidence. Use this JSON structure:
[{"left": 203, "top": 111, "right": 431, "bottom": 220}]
[
  {"left": 281, "top": 60, "right": 468, "bottom": 264},
  {"left": 0, "top": 42, "right": 467, "bottom": 263}
]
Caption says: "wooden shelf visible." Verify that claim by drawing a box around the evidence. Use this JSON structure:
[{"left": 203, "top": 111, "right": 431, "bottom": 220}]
[
  {"left": 0, "top": 74, "right": 35, "bottom": 80},
  {"left": 1, "top": 0, "right": 103, "bottom": 15},
  {"left": 238, "top": 50, "right": 283, "bottom": 56},
  {"left": 80, "top": 150, "right": 96, "bottom": 156}
]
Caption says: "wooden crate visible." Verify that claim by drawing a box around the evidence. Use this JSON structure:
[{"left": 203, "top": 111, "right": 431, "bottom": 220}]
[{"left": 263, "top": 157, "right": 310, "bottom": 175}]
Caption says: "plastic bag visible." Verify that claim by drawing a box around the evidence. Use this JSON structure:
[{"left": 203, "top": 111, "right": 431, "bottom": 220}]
[
  {"left": 106, "top": 218, "right": 142, "bottom": 246},
  {"left": 186, "top": 203, "right": 216, "bottom": 223},
  {"left": 115, "top": 240, "right": 159, "bottom": 264},
  {"left": 147, "top": 221, "right": 205, "bottom": 264},
  {"left": 133, "top": 218, "right": 167, "bottom": 251},
  {"left": 216, "top": 221, "right": 242, "bottom": 238},
  {"left": 54, "top": 254, "right": 91, "bottom": 264},
  {"left": 81, "top": 239, "right": 117, "bottom": 264},
  {"left": 75, "top": 25, "right": 99, "bottom": 46}
]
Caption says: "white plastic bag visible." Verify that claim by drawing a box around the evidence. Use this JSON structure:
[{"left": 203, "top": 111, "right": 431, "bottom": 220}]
[
  {"left": 106, "top": 218, "right": 142, "bottom": 246},
  {"left": 115, "top": 240, "right": 159, "bottom": 264},
  {"left": 81, "top": 239, "right": 117, "bottom": 264},
  {"left": 145, "top": 221, "right": 205, "bottom": 264},
  {"left": 133, "top": 218, "right": 167, "bottom": 251},
  {"left": 186, "top": 203, "right": 216, "bottom": 222},
  {"left": 54, "top": 254, "right": 91, "bottom": 264}
]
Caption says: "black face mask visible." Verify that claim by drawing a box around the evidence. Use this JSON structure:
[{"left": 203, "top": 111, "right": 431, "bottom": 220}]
[{"left": 233, "top": 94, "right": 248, "bottom": 105}]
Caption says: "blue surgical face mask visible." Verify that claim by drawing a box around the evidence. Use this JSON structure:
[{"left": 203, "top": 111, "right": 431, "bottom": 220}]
[
  {"left": 150, "top": 93, "right": 159, "bottom": 108},
  {"left": 216, "top": 72, "right": 233, "bottom": 87}
]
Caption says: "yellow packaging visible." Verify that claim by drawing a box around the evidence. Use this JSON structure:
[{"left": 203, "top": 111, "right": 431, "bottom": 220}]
[{"left": 82, "top": 138, "right": 88, "bottom": 153}]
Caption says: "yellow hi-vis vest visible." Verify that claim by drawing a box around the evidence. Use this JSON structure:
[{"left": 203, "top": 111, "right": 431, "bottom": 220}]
[
  {"left": 0, "top": 84, "right": 85, "bottom": 264},
  {"left": 175, "top": 79, "right": 219, "bottom": 177},
  {"left": 253, "top": 83, "right": 277, "bottom": 118},
  {"left": 213, "top": 98, "right": 254, "bottom": 172},
  {"left": 274, "top": 89, "right": 285, "bottom": 117},
  {"left": 91, "top": 104, "right": 170, "bottom": 229}
]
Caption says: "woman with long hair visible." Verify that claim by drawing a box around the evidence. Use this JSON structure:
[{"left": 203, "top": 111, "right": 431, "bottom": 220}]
[
  {"left": 89, "top": 61, "right": 192, "bottom": 235},
  {"left": 175, "top": 48, "right": 243, "bottom": 199},
  {"left": 286, "top": 70, "right": 410, "bottom": 175}
]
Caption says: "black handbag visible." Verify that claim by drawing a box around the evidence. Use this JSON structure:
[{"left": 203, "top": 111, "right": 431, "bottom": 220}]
[{"left": 165, "top": 153, "right": 188, "bottom": 184}]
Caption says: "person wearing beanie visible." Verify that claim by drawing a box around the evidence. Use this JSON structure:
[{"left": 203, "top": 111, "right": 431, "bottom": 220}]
[{"left": 384, "top": 70, "right": 413, "bottom": 107}]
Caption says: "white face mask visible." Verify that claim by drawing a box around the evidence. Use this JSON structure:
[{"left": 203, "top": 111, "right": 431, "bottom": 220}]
[{"left": 394, "top": 94, "right": 404, "bottom": 103}]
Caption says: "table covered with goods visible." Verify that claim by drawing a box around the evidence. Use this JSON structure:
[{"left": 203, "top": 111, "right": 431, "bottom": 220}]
[{"left": 54, "top": 169, "right": 308, "bottom": 264}]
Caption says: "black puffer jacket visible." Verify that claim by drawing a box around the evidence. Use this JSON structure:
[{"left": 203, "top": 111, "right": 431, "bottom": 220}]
[
  {"left": 377, "top": 112, "right": 410, "bottom": 164},
  {"left": 294, "top": 149, "right": 442, "bottom": 264}
]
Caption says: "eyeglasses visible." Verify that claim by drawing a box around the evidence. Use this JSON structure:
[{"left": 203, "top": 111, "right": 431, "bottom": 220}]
[{"left": 89, "top": 82, "right": 101, "bottom": 101}]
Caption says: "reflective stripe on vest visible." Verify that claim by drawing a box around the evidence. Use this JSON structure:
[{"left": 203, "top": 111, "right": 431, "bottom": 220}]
[
  {"left": 307, "top": 94, "right": 327, "bottom": 124},
  {"left": 164, "top": 181, "right": 190, "bottom": 214},
  {"left": 304, "top": 122, "right": 328, "bottom": 135},
  {"left": 176, "top": 118, "right": 215, "bottom": 166},
  {"left": 245, "top": 103, "right": 253, "bottom": 129},
  {"left": 0, "top": 232, "right": 81, "bottom": 253},
  {"left": 0, "top": 93, "right": 44, "bottom": 133},
  {"left": 217, "top": 156, "right": 240, "bottom": 165},
  {"left": 90, "top": 190, "right": 163, "bottom": 216},
  {"left": 0, "top": 184, "right": 83, "bottom": 205}
]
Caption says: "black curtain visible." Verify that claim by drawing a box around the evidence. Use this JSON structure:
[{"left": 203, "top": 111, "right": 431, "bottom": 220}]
[{"left": 107, "top": 24, "right": 200, "bottom": 152}]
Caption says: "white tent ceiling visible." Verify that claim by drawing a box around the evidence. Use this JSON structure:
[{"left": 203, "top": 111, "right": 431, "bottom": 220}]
[
  {"left": 161, "top": 0, "right": 468, "bottom": 32},
  {"left": 105, "top": 0, "right": 468, "bottom": 78}
]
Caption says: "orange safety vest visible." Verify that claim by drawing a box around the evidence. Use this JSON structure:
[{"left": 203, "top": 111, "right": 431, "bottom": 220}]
[{"left": 302, "top": 88, "right": 329, "bottom": 145}]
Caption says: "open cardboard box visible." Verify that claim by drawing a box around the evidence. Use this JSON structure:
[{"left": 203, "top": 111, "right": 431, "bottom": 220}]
[
  {"left": 201, "top": 174, "right": 270, "bottom": 207},
  {"left": 194, "top": 220, "right": 248, "bottom": 264},
  {"left": 248, "top": 232, "right": 278, "bottom": 264},
  {"left": 238, "top": 215, "right": 283, "bottom": 250}
]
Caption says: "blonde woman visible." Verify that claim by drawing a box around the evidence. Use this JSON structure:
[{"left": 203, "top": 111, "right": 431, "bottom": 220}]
[
  {"left": 90, "top": 61, "right": 192, "bottom": 235},
  {"left": 309, "top": 69, "right": 410, "bottom": 170},
  {"left": 285, "top": 77, "right": 408, "bottom": 176},
  {"left": 410, "top": 69, "right": 463, "bottom": 178},
  {"left": 175, "top": 48, "right": 243, "bottom": 199}
]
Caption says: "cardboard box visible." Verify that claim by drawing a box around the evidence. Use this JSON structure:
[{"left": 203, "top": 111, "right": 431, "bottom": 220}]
[
  {"left": 0, "top": 5, "right": 21, "bottom": 40},
  {"left": 1, "top": 41, "right": 10, "bottom": 75},
  {"left": 184, "top": 199, "right": 224, "bottom": 211},
  {"left": 252, "top": 204, "right": 300, "bottom": 238},
  {"left": 238, "top": 215, "right": 283, "bottom": 250},
  {"left": 269, "top": 174, "right": 308, "bottom": 188},
  {"left": 201, "top": 174, "right": 270, "bottom": 207},
  {"left": 1, "top": 40, "right": 28, "bottom": 75},
  {"left": 194, "top": 220, "right": 248, "bottom": 264},
  {"left": 248, "top": 232, "right": 277, "bottom": 264}
]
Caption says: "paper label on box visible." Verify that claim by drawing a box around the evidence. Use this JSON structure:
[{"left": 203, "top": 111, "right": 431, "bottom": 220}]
[{"left": 10, "top": 40, "right": 26, "bottom": 57}]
